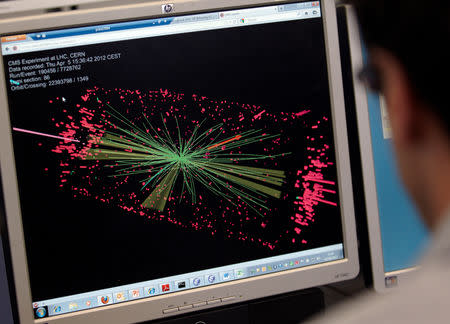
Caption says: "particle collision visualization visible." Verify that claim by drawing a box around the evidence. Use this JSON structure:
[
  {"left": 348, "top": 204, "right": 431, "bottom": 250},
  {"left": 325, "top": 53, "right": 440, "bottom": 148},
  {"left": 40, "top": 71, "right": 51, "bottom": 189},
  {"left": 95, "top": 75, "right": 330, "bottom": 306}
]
[
  {"left": 83, "top": 101, "right": 288, "bottom": 215},
  {"left": 35, "top": 87, "right": 338, "bottom": 250}
]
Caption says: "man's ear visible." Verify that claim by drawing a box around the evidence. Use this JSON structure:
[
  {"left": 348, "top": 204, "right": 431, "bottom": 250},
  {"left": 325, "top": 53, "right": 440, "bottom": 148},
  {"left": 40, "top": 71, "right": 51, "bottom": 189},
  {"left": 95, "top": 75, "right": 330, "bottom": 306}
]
[{"left": 371, "top": 48, "right": 424, "bottom": 147}]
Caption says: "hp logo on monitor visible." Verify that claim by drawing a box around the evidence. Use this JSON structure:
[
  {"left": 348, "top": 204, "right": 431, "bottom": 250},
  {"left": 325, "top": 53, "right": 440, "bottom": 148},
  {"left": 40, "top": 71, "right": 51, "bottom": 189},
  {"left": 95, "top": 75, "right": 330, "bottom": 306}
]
[{"left": 162, "top": 3, "right": 174, "bottom": 13}]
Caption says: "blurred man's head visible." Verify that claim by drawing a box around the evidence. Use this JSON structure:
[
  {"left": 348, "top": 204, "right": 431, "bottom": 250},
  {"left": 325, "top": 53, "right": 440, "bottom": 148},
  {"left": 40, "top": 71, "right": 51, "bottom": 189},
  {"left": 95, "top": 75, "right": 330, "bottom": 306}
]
[{"left": 349, "top": 0, "right": 450, "bottom": 229}]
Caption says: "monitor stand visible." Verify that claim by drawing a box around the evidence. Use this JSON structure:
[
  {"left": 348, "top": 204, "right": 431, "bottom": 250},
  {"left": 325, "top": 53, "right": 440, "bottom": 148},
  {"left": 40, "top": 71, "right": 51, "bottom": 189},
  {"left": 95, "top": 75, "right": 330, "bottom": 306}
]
[{"left": 148, "top": 288, "right": 325, "bottom": 324}]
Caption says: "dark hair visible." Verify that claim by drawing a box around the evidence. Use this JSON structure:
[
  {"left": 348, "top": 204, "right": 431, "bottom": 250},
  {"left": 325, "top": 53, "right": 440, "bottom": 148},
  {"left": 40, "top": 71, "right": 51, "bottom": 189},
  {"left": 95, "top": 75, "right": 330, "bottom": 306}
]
[{"left": 348, "top": 0, "right": 450, "bottom": 135}]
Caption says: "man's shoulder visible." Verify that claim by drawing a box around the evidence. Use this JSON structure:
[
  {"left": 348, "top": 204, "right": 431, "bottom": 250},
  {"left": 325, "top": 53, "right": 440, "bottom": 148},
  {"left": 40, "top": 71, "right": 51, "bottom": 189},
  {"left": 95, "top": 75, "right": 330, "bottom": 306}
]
[
  {"left": 308, "top": 210, "right": 450, "bottom": 324},
  {"left": 310, "top": 263, "right": 450, "bottom": 324}
]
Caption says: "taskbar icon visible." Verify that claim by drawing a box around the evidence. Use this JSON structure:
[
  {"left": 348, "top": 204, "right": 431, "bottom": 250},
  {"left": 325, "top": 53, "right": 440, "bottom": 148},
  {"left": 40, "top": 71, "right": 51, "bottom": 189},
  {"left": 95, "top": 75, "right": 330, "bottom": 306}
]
[{"left": 34, "top": 305, "right": 48, "bottom": 319}]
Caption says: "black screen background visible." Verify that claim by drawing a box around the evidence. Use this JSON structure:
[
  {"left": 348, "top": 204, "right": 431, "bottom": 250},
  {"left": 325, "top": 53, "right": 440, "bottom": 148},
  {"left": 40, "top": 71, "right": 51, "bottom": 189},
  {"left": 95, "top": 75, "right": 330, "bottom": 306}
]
[{"left": 3, "top": 17, "right": 344, "bottom": 301}]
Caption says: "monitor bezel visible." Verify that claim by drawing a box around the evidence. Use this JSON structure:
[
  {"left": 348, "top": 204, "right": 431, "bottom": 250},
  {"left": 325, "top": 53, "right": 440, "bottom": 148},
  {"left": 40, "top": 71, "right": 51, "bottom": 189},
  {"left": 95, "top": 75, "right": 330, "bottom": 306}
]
[
  {"left": 0, "top": 0, "right": 359, "bottom": 323},
  {"left": 343, "top": 5, "right": 417, "bottom": 293}
]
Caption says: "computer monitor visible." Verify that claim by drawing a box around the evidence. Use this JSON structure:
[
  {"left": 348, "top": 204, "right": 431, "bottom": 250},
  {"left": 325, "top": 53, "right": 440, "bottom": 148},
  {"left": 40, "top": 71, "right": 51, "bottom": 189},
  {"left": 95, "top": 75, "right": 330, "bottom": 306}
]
[
  {"left": 344, "top": 6, "right": 430, "bottom": 292},
  {"left": 0, "top": 0, "right": 359, "bottom": 322}
]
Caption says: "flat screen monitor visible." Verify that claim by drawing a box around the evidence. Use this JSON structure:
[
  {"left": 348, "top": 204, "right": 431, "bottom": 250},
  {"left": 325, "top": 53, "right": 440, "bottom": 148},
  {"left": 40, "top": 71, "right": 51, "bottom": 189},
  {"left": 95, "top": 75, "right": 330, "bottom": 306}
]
[
  {"left": 344, "top": 7, "right": 429, "bottom": 292},
  {"left": 0, "top": 0, "right": 359, "bottom": 322}
]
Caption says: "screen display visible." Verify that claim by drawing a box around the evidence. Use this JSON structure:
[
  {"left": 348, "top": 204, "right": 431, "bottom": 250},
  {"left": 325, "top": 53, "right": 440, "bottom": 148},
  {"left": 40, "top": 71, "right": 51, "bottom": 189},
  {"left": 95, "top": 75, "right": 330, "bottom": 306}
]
[
  {"left": 1, "top": 1, "right": 344, "bottom": 319},
  {"left": 366, "top": 92, "right": 429, "bottom": 274}
]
